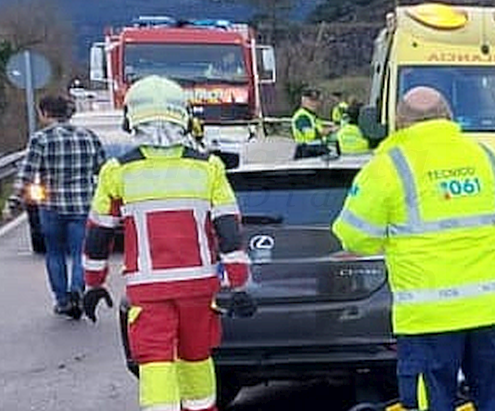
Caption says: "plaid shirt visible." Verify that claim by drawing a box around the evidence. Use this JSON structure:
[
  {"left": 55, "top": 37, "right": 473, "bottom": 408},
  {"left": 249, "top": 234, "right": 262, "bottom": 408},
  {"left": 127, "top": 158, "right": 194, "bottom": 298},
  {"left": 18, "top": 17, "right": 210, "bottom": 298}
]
[{"left": 15, "top": 121, "right": 106, "bottom": 214}]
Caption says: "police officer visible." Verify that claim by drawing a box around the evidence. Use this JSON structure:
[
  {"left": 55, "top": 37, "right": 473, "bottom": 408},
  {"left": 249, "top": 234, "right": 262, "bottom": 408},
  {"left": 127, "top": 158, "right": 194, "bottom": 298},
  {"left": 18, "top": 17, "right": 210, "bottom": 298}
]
[
  {"left": 333, "top": 101, "right": 369, "bottom": 154},
  {"left": 82, "top": 75, "right": 256, "bottom": 411},
  {"left": 291, "top": 87, "right": 331, "bottom": 143},
  {"left": 330, "top": 91, "right": 348, "bottom": 126},
  {"left": 332, "top": 86, "right": 495, "bottom": 411}
]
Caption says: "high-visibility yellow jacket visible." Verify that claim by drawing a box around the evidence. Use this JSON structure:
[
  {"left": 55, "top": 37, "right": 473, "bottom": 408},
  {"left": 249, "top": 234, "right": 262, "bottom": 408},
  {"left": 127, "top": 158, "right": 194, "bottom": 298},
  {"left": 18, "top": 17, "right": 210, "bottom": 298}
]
[
  {"left": 291, "top": 107, "right": 325, "bottom": 143},
  {"left": 331, "top": 101, "right": 349, "bottom": 125},
  {"left": 335, "top": 123, "right": 370, "bottom": 154},
  {"left": 83, "top": 145, "right": 249, "bottom": 303},
  {"left": 333, "top": 119, "right": 495, "bottom": 334}
]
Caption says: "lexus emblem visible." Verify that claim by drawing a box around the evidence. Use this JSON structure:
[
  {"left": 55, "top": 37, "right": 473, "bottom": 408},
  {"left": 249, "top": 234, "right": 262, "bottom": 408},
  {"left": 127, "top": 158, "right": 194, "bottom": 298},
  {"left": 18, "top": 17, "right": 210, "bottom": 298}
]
[{"left": 249, "top": 235, "right": 275, "bottom": 250}]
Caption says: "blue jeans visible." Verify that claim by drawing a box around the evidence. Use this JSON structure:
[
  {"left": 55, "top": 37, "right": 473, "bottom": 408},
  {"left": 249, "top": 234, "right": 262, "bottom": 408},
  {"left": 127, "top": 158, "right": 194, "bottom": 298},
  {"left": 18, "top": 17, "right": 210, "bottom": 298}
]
[
  {"left": 39, "top": 207, "right": 87, "bottom": 305},
  {"left": 397, "top": 325, "right": 495, "bottom": 411}
]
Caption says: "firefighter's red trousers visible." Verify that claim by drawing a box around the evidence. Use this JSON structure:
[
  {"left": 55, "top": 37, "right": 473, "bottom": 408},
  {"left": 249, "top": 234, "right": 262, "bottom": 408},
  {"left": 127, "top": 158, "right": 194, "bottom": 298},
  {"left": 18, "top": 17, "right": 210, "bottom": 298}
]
[{"left": 128, "top": 295, "right": 221, "bottom": 411}]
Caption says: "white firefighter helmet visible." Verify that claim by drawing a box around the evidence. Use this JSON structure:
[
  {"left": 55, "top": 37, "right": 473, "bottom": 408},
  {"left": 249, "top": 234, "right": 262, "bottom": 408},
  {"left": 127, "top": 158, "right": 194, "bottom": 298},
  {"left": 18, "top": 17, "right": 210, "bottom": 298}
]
[{"left": 124, "top": 75, "right": 189, "bottom": 130}]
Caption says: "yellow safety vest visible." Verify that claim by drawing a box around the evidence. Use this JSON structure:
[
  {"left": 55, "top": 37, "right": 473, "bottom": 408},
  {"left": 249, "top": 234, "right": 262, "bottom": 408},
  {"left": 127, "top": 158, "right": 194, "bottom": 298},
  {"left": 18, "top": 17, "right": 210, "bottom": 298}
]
[
  {"left": 291, "top": 107, "right": 324, "bottom": 143},
  {"left": 331, "top": 101, "right": 348, "bottom": 125},
  {"left": 333, "top": 119, "right": 495, "bottom": 334},
  {"left": 335, "top": 123, "right": 370, "bottom": 154}
]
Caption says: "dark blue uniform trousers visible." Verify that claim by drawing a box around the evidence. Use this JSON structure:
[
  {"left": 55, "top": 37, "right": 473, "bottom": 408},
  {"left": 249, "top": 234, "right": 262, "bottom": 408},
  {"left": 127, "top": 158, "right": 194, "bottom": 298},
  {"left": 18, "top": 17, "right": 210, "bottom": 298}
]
[{"left": 397, "top": 325, "right": 495, "bottom": 411}]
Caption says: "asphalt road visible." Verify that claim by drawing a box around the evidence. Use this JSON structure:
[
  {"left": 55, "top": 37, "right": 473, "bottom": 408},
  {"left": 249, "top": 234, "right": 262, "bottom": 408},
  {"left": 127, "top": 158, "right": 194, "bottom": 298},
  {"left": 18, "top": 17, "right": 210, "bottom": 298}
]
[{"left": 0, "top": 216, "right": 355, "bottom": 411}]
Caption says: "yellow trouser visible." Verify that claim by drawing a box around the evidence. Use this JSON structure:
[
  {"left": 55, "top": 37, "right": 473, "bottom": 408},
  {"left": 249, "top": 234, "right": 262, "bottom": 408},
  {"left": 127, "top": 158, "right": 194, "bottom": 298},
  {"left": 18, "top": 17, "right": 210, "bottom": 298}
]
[{"left": 140, "top": 358, "right": 216, "bottom": 411}]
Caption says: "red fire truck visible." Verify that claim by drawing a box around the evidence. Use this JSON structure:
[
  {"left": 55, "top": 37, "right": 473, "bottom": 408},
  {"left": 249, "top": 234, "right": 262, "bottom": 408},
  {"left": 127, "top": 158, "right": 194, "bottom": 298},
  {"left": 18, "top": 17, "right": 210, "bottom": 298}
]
[{"left": 90, "top": 16, "right": 276, "bottom": 151}]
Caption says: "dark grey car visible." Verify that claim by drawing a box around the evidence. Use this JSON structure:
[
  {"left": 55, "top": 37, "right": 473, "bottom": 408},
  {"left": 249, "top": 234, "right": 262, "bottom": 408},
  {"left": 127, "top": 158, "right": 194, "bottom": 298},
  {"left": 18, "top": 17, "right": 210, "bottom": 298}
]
[
  {"left": 119, "top": 154, "right": 398, "bottom": 409},
  {"left": 214, "top": 156, "right": 397, "bottom": 406}
]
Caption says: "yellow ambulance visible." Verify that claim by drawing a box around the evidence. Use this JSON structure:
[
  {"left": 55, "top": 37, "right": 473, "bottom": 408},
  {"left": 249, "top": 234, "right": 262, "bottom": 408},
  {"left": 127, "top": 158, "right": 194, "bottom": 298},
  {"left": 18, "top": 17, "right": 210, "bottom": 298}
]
[{"left": 361, "top": 2, "right": 495, "bottom": 149}]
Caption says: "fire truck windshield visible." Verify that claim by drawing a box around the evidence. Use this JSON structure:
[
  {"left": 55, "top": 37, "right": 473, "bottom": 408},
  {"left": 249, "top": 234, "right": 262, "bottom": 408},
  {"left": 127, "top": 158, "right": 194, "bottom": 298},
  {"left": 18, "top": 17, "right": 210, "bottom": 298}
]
[
  {"left": 124, "top": 43, "right": 248, "bottom": 84},
  {"left": 399, "top": 66, "right": 495, "bottom": 132}
]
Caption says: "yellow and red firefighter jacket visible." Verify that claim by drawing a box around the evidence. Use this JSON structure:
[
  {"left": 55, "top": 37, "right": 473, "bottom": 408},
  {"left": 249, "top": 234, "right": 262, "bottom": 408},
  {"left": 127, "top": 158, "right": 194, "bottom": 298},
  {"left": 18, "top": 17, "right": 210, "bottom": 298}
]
[{"left": 83, "top": 145, "right": 249, "bottom": 302}]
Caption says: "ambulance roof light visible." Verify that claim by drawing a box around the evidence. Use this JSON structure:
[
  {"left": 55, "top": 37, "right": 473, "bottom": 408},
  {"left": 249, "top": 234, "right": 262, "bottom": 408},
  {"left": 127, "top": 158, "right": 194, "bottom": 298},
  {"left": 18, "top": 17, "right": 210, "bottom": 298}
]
[{"left": 406, "top": 3, "right": 468, "bottom": 30}]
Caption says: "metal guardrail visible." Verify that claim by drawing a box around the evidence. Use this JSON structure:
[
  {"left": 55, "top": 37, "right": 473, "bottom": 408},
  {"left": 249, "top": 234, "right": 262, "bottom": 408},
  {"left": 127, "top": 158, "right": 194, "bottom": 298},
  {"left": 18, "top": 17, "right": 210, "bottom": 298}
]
[{"left": 0, "top": 150, "right": 25, "bottom": 182}]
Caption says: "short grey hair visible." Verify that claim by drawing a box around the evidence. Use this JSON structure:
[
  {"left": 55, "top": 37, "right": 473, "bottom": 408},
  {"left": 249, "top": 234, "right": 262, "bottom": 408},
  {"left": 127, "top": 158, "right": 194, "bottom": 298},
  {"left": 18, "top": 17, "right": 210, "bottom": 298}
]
[{"left": 396, "top": 86, "right": 453, "bottom": 130}]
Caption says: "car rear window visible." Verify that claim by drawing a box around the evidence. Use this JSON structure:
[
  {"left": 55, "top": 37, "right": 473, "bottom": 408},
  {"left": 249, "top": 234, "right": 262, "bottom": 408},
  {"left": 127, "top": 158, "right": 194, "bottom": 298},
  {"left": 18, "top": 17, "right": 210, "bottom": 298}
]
[{"left": 228, "top": 168, "right": 358, "bottom": 226}]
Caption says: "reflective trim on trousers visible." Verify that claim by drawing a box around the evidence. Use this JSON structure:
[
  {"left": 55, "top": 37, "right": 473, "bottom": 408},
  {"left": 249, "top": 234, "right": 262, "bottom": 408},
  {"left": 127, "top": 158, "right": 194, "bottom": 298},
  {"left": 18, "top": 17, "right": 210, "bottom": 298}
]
[
  {"left": 141, "top": 404, "right": 180, "bottom": 411},
  {"left": 394, "top": 279, "right": 495, "bottom": 305},
  {"left": 182, "top": 395, "right": 216, "bottom": 411},
  {"left": 338, "top": 208, "right": 387, "bottom": 237},
  {"left": 126, "top": 265, "right": 216, "bottom": 286}
]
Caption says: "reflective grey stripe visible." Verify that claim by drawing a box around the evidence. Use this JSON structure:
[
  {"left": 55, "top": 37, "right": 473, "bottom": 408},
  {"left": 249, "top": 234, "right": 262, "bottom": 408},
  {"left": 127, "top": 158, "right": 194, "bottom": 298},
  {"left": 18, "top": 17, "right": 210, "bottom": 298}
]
[
  {"left": 181, "top": 395, "right": 216, "bottom": 411},
  {"left": 122, "top": 198, "right": 213, "bottom": 275},
  {"left": 126, "top": 265, "right": 216, "bottom": 285},
  {"left": 88, "top": 210, "right": 121, "bottom": 228},
  {"left": 394, "top": 280, "right": 495, "bottom": 305},
  {"left": 389, "top": 213, "right": 495, "bottom": 235},
  {"left": 339, "top": 209, "right": 387, "bottom": 237},
  {"left": 389, "top": 148, "right": 420, "bottom": 225},
  {"left": 388, "top": 146, "right": 495, "bottom": 235},
  {"left": 480, "top": 143, "right": 495, "bottom": 177}
]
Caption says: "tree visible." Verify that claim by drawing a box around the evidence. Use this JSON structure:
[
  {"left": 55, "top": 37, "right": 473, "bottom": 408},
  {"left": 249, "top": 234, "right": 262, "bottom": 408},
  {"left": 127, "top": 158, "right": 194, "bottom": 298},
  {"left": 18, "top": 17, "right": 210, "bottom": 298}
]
[{"left": 0, "top": 0, "right": 75, "bottom": 153}]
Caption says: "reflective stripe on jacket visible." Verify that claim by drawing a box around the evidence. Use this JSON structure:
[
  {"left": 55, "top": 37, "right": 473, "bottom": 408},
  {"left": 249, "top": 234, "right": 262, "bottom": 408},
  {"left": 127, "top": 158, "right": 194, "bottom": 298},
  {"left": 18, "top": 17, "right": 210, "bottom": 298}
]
[
  {"left": 333, "top": 119, "right": 495, "bottom": 334},
  {"left": 83, "top": 145, "right": 248, "bottom": 301},
  {"left": 291, "top": 107, "right": 324, "bottom": 143}
]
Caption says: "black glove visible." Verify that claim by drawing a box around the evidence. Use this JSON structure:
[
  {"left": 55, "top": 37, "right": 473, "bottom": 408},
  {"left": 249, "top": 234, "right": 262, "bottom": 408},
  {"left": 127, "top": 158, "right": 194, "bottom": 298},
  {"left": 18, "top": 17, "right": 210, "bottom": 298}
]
[
  {"left": 82, "top": 287, "right": 113, "bottom": 322},
  {"left": 227, "top": 291, "right": 257, "bottom": 318}
]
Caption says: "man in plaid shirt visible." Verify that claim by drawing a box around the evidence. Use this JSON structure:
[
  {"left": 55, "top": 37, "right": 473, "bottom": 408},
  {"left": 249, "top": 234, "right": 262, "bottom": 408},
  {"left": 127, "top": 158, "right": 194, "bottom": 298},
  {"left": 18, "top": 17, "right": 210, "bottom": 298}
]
[{"left": 11, "top": 94, "right": 106, "bottom": 319}]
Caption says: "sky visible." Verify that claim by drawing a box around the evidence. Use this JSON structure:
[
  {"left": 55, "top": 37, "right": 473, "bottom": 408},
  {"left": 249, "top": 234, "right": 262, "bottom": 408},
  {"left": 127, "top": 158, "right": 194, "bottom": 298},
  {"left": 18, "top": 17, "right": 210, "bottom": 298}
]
[
  {"left": 44, "top": 0, "right": 316, "bottom": 61},
  {"left": 0, "top": 0, "right": 317, "bottom": 61}
]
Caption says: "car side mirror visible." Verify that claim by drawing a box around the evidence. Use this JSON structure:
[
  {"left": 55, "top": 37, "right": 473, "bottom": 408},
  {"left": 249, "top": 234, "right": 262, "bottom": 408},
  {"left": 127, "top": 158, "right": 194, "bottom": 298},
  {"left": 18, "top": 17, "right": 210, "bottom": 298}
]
[{"left": 359, "top": 106, "right": 387, "bottom": 141}]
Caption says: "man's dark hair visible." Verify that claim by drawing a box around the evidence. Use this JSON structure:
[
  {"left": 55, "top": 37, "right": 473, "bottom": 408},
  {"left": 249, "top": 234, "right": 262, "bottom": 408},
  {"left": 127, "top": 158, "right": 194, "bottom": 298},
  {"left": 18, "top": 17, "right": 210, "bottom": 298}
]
[
  {"left": 38, "top": 95, "right": 75, "bottom": 120},
  {"left": 301, "top": 87, "right": 322, "bottom": 100}
]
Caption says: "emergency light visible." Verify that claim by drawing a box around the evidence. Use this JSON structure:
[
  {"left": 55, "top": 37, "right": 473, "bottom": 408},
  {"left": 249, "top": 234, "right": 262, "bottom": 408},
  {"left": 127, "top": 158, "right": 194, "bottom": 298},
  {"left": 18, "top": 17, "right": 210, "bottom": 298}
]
[
  {"left": 131, "top": 16, "right": 233, "bottom": 30},
  {"left": 132, "top": 16, "right": 177, "bottom": 27},
  {"left": 406, "top": 3, "right": 468, "bottom": 30}
]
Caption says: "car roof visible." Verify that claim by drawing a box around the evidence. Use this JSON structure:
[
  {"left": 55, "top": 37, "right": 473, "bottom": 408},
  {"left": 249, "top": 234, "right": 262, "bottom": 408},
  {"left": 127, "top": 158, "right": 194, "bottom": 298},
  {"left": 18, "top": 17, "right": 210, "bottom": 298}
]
[{"left": 229, "top": 153, "right": 372, "bottom": 174}]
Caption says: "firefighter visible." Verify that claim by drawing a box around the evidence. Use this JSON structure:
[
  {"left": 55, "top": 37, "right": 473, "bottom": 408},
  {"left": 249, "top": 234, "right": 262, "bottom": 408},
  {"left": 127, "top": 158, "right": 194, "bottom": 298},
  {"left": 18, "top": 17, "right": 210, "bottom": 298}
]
[
  {"left": 333, "top": 86, "right": 495, "bottom": 411},
  {"left": 333, "top": 101, "right": 370, "bottom": 154},
  {"left": 291, "top": 87, "right": 332, "bottom": 143},
  {"left": 82, "top": 75, "right": 256, "bottom": 411}
]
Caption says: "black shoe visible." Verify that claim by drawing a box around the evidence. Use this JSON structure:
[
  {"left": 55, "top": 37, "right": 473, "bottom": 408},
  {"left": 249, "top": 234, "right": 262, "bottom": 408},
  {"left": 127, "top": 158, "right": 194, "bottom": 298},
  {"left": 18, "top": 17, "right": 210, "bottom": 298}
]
[
  {"left": 53, "top": 302, "right": 73, "bottom": 316},
  {"left": 67, "top": 291, "right": 83, "bottom": 320}
]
